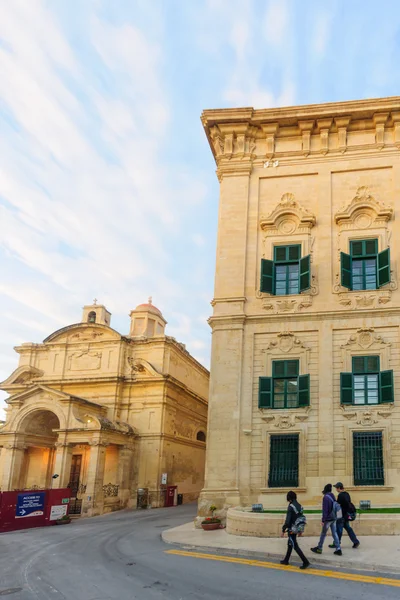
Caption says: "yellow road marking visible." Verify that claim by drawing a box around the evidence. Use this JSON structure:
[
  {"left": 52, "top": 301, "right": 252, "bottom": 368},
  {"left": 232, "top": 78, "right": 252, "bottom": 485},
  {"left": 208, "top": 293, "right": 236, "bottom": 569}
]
[{"left": 165, "top": 549, "right": 400, "bottom": 588}]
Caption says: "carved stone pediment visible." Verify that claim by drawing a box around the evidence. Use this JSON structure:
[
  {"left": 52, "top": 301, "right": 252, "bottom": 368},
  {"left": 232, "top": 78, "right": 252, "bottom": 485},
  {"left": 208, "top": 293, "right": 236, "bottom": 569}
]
[
  {"left": 127, "top": 357, "right": 161, "bottom": 378},
  {"left": 335, "top": 186, "right": 393, "bottom": 227},
  {"left": 341, "top": 328, "right": 390, "bottom": 351},
  {"left": 0, "top": 366, "right": 44, "bottom": 391},
  {"left": 260, "top": 193, "right": 316, "bottom": 234},
  {"left": 264, "top": 332, "right": 309, "bottom": 354}
]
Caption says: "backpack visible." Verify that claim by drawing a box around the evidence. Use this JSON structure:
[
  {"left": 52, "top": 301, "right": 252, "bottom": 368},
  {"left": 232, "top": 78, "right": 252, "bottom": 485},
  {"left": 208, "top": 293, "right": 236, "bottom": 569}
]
[
  {"left": 289, "top": 503, "right": 307, "bottom": 534},
  {"left": 328, "top": 496, "right": 342, "bottom": 521},
  {"left": 347, "top": 502, "right": 357, "bottom": 521}
]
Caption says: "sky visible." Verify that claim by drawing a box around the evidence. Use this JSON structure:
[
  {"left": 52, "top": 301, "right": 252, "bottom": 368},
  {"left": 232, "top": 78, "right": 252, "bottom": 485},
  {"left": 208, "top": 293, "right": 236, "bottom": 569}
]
[{"left": 1, "top": 0, "right": 400, "bottom": 419}]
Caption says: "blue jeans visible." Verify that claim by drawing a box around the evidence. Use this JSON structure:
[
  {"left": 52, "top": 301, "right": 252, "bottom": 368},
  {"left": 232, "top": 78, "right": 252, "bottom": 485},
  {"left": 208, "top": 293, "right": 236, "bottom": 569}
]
[
  {"left": 337, "top": 518, "right": 359, "bottom": 545},
  {"left": 318, "top": 520, "right": 341, "bottom": 550}
]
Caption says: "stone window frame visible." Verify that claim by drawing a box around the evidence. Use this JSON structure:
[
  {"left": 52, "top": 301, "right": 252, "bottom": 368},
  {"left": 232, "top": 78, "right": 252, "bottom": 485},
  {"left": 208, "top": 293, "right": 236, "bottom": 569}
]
[
  {"left": 334, "top": 186, "right": 395, "bottom": 305},
  {"left": 342, "top": 421, "right": 394, "bottom": 491},
  {"left": 260, "top": 425, "right": 307, "bottom": 493},
  {"left": 257, "top": 193, "right": 318, "bottom": 313}
]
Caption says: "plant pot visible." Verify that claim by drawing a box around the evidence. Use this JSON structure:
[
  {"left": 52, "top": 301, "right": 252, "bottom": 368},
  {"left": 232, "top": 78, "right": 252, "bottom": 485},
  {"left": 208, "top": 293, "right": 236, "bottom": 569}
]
[
  {"left": 56, "top": 518, "right": 71, "bottom": 525},
  {"left": 201, "top": 522, "right": 221, "bottom": 531}
]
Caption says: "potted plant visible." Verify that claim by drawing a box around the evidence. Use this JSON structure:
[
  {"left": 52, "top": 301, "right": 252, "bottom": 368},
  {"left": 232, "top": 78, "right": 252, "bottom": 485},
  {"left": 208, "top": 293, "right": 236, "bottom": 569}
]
[
  {"left": 201, "top": 505, "right": 221, "bottom": 531},
  {"left": 56, "top": 514, "right": 71, "bottom": 525}
]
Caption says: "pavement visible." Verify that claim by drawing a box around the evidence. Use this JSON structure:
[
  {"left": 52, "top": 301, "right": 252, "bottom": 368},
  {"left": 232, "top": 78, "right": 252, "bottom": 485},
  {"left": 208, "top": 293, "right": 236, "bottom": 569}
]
[
  {"left": 0, "top": 503, "right": 399, "bottom": 600},
  {"left": 162, "top": 520, "right": 400, "bottom": 575}
]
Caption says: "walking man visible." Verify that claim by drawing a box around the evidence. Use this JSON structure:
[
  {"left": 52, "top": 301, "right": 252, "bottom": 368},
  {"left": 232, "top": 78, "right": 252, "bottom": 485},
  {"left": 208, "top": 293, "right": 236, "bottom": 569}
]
[
  {"left": 311, "top": 484, "right": 342, "bottom": 556},
  {"left": 280, "top": 491, "right": 310, "bottom": 570},
  {"left": 330, "top": 482, "right": 360, "bottom": 548}
]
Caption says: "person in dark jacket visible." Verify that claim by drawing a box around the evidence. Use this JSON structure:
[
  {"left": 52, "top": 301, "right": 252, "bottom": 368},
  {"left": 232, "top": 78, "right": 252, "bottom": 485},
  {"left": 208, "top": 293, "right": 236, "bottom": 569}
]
[
  {"left": 311, "top": 484, "right": 342, "bottom": 555},
  {"left": 280, "top": 491, "right": 310, "bottom": 569},
  {"left": 329, "top": 483, "right": 360, "bottom": 548}
]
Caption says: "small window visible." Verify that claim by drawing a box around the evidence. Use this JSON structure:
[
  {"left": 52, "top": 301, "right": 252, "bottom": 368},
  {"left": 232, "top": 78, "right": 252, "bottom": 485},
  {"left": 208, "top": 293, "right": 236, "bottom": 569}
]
[
  {"left": 340, "top": 356, "right": 394, "bottom": 406},
  {"left": 341, "top": 239, "right": 390, "bottom": 291},
  {"left": 268, "top": 434, "right": 299, "bottom": 488},
  {"left": 259, "top": 360, "right": 310, "bottom": 410},
  {"left": 353, "top": 431, "right": 384, "bottom": 486},
  {"left": 260, "top": 245, "right": 311, "bottom": 296},
  {"left": 88, "top": 311, "right": 96, "bottom": 323},
  {"left": 196, "top": 431, "right": 206, "bottom": 442}
]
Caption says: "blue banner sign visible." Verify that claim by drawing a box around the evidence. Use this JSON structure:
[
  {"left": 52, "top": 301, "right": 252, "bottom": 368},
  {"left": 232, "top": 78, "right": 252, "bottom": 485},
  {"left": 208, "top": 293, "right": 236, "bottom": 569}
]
[{"left": 16, "top": 492, "right": 45, "bottom": 518}]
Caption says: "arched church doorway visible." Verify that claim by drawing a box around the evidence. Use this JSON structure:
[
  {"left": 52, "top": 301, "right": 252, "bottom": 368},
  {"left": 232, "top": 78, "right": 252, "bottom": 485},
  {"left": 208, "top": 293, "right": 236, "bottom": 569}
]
[{"left": 18, "top": 410, "right": 60, "bottom": 490}]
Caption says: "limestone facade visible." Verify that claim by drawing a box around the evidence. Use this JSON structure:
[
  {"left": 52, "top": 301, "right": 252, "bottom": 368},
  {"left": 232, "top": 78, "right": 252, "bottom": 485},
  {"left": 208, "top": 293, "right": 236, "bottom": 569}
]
[
  {"left": 199, "top": 97, "right": 400, "bottom": 515},
  {"left": 0, "top": 300, "right": 208, "bottom": 516}
]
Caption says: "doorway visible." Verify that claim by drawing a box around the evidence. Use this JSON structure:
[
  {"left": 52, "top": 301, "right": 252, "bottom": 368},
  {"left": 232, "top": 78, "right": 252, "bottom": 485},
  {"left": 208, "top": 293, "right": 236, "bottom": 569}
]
[{"left": 68, "top": 454, "right": 83, "bottom": 514}]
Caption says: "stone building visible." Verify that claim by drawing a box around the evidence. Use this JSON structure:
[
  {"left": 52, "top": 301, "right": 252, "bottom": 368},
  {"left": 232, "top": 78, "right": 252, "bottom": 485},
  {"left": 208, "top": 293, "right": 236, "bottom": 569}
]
[
  {"left": 0, "top": 300, "right": 208, "bottom": 516},
  {"left": 199, "top": 97, "right": 400, "bottom": 516}
]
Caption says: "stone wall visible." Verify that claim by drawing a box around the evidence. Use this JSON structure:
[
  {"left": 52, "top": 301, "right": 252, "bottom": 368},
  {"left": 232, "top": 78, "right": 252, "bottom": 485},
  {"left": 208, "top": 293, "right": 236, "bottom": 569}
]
[{"left": 227, "top": 507, "right": 400, "bottom": 537}]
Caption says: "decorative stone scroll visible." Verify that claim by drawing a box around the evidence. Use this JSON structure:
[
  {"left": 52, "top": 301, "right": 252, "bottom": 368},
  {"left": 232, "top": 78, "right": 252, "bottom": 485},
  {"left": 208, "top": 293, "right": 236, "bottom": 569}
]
[
  {"left": 127, "top": 357, "right": 161, "bottom": 378},
  {"left": 260, "top": 193, "right": 316, "bottom": 236},
  {"left": 335, "top": 186, "right": 393, "bottom": 228},
  {"left": 209, "top": 124, "right": 258, "bottom": 161}
]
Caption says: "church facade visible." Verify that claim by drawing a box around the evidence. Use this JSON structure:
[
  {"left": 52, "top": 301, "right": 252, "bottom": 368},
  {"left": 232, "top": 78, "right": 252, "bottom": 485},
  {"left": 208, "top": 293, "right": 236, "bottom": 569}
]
[
  {"left": 0, "top": 300, "right": 208, "bottom": 516},
  {"left": 199, "top": 97, "right": 400, "bottom": 516}
]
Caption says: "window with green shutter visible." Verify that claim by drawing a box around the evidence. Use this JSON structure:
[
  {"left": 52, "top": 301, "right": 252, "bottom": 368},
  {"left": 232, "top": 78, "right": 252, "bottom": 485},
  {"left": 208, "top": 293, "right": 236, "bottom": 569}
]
[
  {"left": 341, "top": 239, "right": 390, "bottom": 291},
  {"left": 340, "top": 356, "right": 394, "bottom": 405},
  {"left": 260, "top": 245, "right": 311, "bottom": 296},
  {"left": 353, "top": 431, "right": 384, "bottom": 486},
  {"left": 258, "top": 360, "right": 310, "bottom": 409},
  {"left": 269, "top": 434, "right": 299, "bottom": 487}
]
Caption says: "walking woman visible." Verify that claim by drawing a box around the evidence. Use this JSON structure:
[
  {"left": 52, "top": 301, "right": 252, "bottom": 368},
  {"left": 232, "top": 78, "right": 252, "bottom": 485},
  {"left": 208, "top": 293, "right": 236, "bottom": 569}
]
[{"left": 280, "top": 491, "right": 310, "bottom": 569}]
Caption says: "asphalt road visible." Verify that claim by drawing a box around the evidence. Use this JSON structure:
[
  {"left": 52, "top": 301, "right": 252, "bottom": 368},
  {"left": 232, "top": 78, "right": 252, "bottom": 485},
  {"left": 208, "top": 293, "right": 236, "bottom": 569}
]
[{"left": 0, "top": 503, "right": 398, "bottom": 599}]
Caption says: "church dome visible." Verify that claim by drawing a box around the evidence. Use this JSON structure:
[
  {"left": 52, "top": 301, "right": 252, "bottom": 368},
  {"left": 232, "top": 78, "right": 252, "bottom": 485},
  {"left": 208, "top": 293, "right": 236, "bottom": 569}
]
[{"left": 134, "top": 298, "right": 162, "bottom": 316}]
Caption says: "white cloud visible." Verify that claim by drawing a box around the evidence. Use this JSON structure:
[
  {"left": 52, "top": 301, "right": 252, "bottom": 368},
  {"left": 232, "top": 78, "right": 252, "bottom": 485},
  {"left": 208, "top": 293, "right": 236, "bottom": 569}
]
[
  {"left": 263, "top": 0, "right": 289, "bottom": 47},
  {"left": 311, "top": 10, "right": 334, "bottom": 59}
]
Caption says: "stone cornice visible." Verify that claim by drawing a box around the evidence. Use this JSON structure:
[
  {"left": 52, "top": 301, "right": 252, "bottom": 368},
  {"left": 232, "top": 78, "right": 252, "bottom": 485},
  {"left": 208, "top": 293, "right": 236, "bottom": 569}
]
[
  {"left": 202, "top": 97, "right": 400, "bottom": 163},
  {"left": 202, "top": 96, "right": 400, "bottom": 129}
]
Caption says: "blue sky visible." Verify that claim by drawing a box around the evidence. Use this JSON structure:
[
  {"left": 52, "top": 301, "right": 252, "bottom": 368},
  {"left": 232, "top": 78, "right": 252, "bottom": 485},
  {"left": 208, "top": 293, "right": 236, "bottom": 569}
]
[{"left": 1, "top": 0, "right": 400, "bottom": 418}]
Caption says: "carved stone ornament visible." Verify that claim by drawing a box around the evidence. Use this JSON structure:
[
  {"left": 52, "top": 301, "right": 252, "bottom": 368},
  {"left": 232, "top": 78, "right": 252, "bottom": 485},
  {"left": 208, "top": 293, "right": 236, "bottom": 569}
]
[
  {"left": 70, "top": 331, "right": 104, "bottom": 341},
  {"left": 127, "top": 357, "right": 161, "bottom": 378},
  {"left": 260, "top": 193, "right": 316, "bottom": 235},
  {"left": 265, "top": 332, "right": 309, "bottom": 354},
  {"left": 341, "top": 328, "right": 390, "bottom": 351},
  {"left": 274, "top": 415, "right": 295, "bottom": 429},
  {"left": 335, "top": 186, "right": 393, "bottom": 227},
  {"left": 209, "top": 124, "right": 258, "bottom": 162},
  {"left": 336, "top": 289, "right": 394, "bottom": 310},
  {"left": 357, "top": 411, "right": 378, "bottom": 426},
  {"left": 257, "top": 280, "right": 317, "bottom": 314},
  {"left": 341, "top": 410, "right": 357, "bottom": 420}
]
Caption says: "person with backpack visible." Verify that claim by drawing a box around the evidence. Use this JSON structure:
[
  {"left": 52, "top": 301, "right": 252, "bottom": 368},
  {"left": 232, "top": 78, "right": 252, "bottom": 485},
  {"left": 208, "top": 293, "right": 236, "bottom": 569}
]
[
  {"left": 311, "top": 483, "right": 342, "bottom": 556},
  {"left": 280, "top": 491, "right": 310, "bottom": 569},
  {"left": 329, "top": 482, "right": 360, "bottom": 548}
]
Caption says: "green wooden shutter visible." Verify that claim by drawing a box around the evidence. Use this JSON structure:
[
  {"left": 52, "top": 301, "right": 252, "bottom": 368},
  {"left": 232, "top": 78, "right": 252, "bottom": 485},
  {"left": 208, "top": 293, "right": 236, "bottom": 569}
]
[
  {"left": 259, "top": 377, "right": 272, "bottom": 408},
  {"left": 341, "top": 252, "right": 352, "bottom": 289},
  {"left": 340, "top": 372, "right": 353, "bottom": 404},
  {"left": 378, "top": 248, "right": 390, "bottom": 288},
  {"left": 299, "top": 255, "right": 311, "bottom": 292},
  {"left": 260, "top": 259, "right": 274, "bottom": 294},
  {"left": 379, "top": 370, "right": 394, "bottom": 403},
  {"left": 298, "top": 374, "right": 310, "bottom": 407}
]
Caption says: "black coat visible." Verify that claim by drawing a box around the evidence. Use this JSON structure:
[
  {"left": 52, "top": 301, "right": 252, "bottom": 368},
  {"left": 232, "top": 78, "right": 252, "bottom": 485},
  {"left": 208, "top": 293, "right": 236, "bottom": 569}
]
[{"left": 282, "top": 500, "right": 303, "bottom": 533}]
